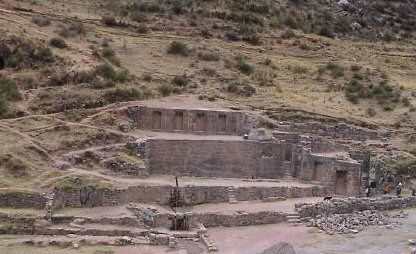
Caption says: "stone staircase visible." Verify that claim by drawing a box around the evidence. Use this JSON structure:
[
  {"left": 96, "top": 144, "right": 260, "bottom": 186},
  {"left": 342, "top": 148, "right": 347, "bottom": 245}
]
[
  {"left": 228, "top": 186, "right": 238, "bottom": 204},
  {"left": 282, "top": 161, "right": 294, "bottom": 181},
  {"left": 286, "top": 212, "right": 302, "bottom": 226},
  {"left": 43, "top": 191, "right": 55, "bottom": 221}
]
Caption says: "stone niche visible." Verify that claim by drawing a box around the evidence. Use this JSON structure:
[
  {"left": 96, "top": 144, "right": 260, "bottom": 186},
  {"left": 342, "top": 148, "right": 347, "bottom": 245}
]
[
  {"left": 148, "top": 139, "right": 286, "bottom": 179},
  {"left": 127, "top": 106, "right": 258, "bottom": 135}
]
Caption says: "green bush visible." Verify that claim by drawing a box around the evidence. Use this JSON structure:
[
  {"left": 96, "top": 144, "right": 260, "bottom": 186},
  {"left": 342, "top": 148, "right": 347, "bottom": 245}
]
[
  {"left": 49, "top": 37, "right": 68, "bottom": 48},
  {"left": 0, "top": 97, "right": 8, "bottom": 117},
  {"left": 137, "top": 24, "right": 149, "bottom": 34},
  {"left": 101, "top": 48, "right": 121, "bottom": 66},
  {"left": 227, "top": 82, "right": 239, "bottom": 93},
  {"left": 326, "top": 62, "right": 344, "bottom": 78},
  {"left": 198, "top": 52, "right": 220, "bottom": 61},
  {"left": 158, "top": 83, "right": 174, "bottom": 96},
  {"left": 172, "top": 74, "right": 189, "bottom": 87},
  {"left": 366, "top": 108, "right": 376, "bottom": 117},
  {"left": 32, "top": 16, "right": 51, "bottom": 27},
  {"left": 167, "top": 41, "right": 189, "bottom": 56},
  {"left": 201, "top": 29, "right": 213, "bottom": 39},
  {"left": 350, "top": 64, "right": 362, "bottom": 72},
  {"left": 242, "top": 83, "right": 256, "bottom": 97},
  {"left": 234, "top": 56, "right": 253, "bottom": 75},
  {"left": 0, "top": 77, "right": 22, "bottom": 101},
  {"left": 281, "top": 29, "right": 295, "bottom": 39}
]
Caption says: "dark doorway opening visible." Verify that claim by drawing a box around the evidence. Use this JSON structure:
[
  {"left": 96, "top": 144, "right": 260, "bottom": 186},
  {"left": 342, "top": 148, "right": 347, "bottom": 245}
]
[
  {"left": 335, "top": 171, "right": 348, "bottom": 195},
  {"left": 152, "top": 111, "right": 162, "bottom": 130},
  {"left": 0, "top": 57, "right": 4, "bottom": 70}
]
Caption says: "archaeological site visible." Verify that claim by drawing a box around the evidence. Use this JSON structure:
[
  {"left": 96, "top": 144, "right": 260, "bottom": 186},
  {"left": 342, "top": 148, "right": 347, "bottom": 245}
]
[{"left": 0, "top": 0, "right": 416, "bottom": 253}]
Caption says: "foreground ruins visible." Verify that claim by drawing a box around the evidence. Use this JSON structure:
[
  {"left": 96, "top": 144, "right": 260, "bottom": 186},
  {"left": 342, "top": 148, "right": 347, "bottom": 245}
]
[{"left": 1, "top": 102, "right": 415, "bottom": 253}]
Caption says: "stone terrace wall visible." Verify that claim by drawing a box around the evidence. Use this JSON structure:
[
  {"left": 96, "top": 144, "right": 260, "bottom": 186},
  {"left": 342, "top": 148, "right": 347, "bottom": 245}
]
[
  {"left": 126, "top": 106, "right": 258, "bottom": 135},
  {"left": 0, "top": 191, "right": 47, "bottom": 209},
  {"left": 52, "top": 184, "right": 326, "bottom": 208},
  {"left": 148, "top": 139, "right": 286, "bottom": 179},
  {"left": 152, "top": 211, "right": 287, "bottom": 228},
  {"left": 277, "top": 121, "right": 391, "bottom": 141},
  {"left": 296, "top": 196, "right": 416, "bottom": 218}
]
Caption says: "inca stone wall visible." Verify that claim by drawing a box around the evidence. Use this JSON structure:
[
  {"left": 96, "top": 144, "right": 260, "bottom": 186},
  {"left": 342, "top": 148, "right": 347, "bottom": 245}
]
[
  {"left": 0, "top": 191, "right": 47, "bottom": 209},
  {"left": 276, "top": 121, "right": 391, "bottom": 141},
  {"left": 126, "top": 106, "right": 258, "bottom": 135},
  {"left": 148, "top": 139, "right": 286, "bottom": 179},
  {"left": 299, "top": 149, "right": 362, "bottom": 196},
  {"left": 52, "top": 184, "right": 326, "bottom": 208},
  {"left": 296, "top": 196, "right": 416, "bottom": 218}
]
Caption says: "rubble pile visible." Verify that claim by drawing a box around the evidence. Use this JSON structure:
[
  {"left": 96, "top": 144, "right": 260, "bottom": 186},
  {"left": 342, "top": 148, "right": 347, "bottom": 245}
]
[{"left": 306, "top": 210, "right": 407, "bottom": 235}]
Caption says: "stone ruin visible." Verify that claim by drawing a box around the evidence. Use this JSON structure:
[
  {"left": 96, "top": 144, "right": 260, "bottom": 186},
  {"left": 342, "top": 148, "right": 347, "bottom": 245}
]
[
  {"left": 1, "top": 103, "right": 413, "bottom": 252},
  {"left": 125, "top": 105, "right": 363, "bottom": 196}
]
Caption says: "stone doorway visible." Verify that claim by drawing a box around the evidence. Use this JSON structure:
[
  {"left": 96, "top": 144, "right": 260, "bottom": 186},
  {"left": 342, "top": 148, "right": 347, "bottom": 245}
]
[
  {"left": 195, "top": 113, "right": 206, "bottom": 132},
  {"left": 174, "top": 112, "right": 184, "bottom": 131},
  {"left": 0, "top": 57, "right": 4, "bottom": 70},
  {"left": 217, "top": 115, "right": 226, "bottom": 133},
  {"left": 152, "top": 111, "right": 162, "bottom": 130},
  {"left": 335, "top": 171, "right": 348, "bottom": 195},
  {"left": 312, "top": 162, "right": 324, "bottom": 181}
]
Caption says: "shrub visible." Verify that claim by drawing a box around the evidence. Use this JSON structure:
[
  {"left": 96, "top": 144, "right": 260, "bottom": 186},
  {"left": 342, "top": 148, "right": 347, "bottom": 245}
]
[
  {"left": 102, "top": 16, "right": 118, "bottom": 27},
  {"left": 326, "top": 62, "right": 344, "bottom": 78},
  {"left": 197, "top": 52, "right": 220, "bottom": 61},
  {"left": 167, "top": 41, "right": 189, "bottom": 56},
  {"left": 225, "top": 32, "right": 241, "bottom": 41},
  {"left": 402, "top": 97, "right": 411, "bottom": 107},
  {"left": 104, "top": 88, "right": 142, "bottom": 103},
  {"left": 366, "top": 108, "right": 376, "bottom": 117},
  {"left": 142, "top": 73, "right": 152, "bottom": 82},
  {"left": 0, "top": 77, "right": 22, "bottom": 101},
  {"left": 242, "top": 83, "right": 256, "bottom": 97},
  {"left": 234, "top": 56, "right": 253, "bottom": 75},
  {"left": 49, "top": 37, "right": 68, "bottom": 48},
  {"left": 299, "top": 43, "right": 310, "bottom": 50},
  {"left": 0, "top": 96, "right": 8, "bottom": 117},
  {"left": 201, "top": 29, "right": 213, "bottom": 39},
  {"left": 227, "top": 82, "right": 239, "bottom": 93},
  {"left": 101, "top": 48, "right": 121, "bottom": 66},
  {"left": 172, "top": 74, "right": 189, "bottom": 87},
  {"left": 350, "top": 64, "right": 362, "bottom": 72},
  {"left": 158, "top": 83, "right": 174, "bottom": 96},
  {"left": 131, "top": 12, "right": 148, "bottom": 22},
  {"left": 137, "top": 24, "right": 149, "bottom": 34},
  {"left": 32, "top": 16, "right": 51, "bottom": 26},
  {"left": 281, "top": 29, "right": 295, "bottom": 39}
]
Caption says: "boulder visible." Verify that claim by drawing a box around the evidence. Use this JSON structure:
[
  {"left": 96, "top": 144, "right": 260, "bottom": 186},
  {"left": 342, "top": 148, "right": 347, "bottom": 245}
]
[{"left": 259, "top": 242, "right": 296, "bottom": 254}]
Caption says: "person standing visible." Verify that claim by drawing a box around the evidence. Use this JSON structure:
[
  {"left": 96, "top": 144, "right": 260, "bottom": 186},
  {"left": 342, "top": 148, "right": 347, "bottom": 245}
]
[
  {"left": 365, "top": 186, "right": 371, "bottom": 197},
  {"left": 396, "top": 182, "right": 403, "bottom": 196}
]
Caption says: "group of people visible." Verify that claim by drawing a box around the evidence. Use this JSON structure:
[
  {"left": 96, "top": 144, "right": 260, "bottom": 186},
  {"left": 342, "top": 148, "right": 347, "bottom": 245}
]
[{"left": 365, "top": 181, "right": 416, "bottom": 197}]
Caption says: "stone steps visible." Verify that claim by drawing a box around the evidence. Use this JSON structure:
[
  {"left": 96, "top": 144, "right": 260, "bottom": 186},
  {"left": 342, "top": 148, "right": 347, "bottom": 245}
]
[
  {"left": 228, "top": 186, "right": 238, "bottom": 204},
  {"left": 282, "top": 161, "right": 294, "bottom": 181},
  {"left": 286, "top": 212, "right": 302, "bottom": 226}
]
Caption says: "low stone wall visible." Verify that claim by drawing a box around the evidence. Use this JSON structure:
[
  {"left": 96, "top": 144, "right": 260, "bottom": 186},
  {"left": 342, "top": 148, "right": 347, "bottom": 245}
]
[
  {"left": 0, "top": 191, "right": 47, "bottom": 209},
  {"left": 296, "top": 196, "right": 416, "bottom": 218},
  {"left": 52, "top": 184, "right": 327, "bottom": 208},
  {"left": 133, "top": 208, "right": 286, "bottom": 228}
]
